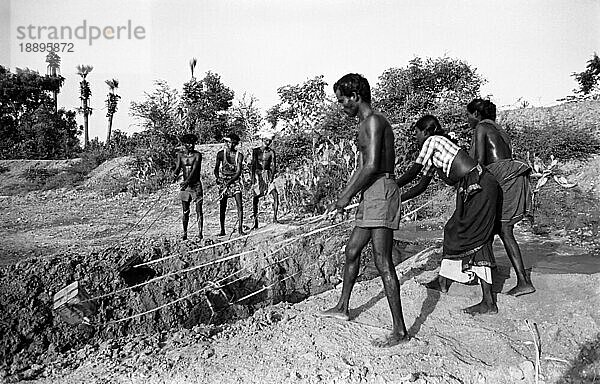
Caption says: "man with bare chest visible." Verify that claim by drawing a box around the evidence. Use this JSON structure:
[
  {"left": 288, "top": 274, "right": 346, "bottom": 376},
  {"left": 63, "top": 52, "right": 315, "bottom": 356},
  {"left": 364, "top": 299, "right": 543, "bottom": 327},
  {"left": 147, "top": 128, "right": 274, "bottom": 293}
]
[
  {"left": 468, "top": 99, "right": 535, "bottom": 296},
  {"left": 214, "top": 133, "right": 245, "bottom": 236},
  {"left": 251, "top": 132, "right": 279, "bottom": 229},
  {"left": 173, "top": 134, "right": 203, "bottom": 240},
  {"left": 319, "top": 74, "right": 408, "bottom": 347}
]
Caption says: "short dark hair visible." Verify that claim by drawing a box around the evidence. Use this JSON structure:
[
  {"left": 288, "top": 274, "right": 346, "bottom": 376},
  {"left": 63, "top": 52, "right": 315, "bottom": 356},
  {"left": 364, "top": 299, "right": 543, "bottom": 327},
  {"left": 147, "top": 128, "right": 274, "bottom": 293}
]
[
  {"left": 227, "top": 132, "right": 241, "bottom": 143},
  {"left": 414, "top": 115, "right": 456, "bottom": 143},
  {"left": 180, "top": 133, "right": 198, "bottom": 145},
  {"left": 467, "top": 98, "right": 496, "bottom": 121},
  {"left": 333, "top": 73, "right": 371, "bottom": 104}
]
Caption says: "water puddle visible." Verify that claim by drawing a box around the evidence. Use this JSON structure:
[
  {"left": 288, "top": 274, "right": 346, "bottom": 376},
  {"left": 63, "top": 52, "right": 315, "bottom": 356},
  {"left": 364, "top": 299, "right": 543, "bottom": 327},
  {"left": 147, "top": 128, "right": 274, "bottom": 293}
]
[{"left": 393, "top": 224, "right": 600, "bottom": 275}]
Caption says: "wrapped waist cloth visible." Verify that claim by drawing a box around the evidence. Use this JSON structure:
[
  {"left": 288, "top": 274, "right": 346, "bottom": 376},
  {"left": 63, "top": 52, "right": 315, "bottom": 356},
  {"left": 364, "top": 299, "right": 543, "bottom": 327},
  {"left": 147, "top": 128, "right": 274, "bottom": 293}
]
[
  {"left": 443, "top": 167, "right": 500, "bottom": 269},
  {"left": 486, "top": 159, "right": 533, "bottom": 225}
]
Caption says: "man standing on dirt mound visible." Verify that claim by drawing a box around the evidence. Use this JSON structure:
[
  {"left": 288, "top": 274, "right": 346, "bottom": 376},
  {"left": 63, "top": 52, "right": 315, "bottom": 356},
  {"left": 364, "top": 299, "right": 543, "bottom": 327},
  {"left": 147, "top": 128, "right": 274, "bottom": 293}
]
[
  {"left": 319, "top": 73, "right": 409, "bottom": 347},
  {"left": 250, "top": 130, "right": 280, "bottom": 229},
  {"left": 174, "top": 133, "right": 204, "bottom": 241},
  {"left": 214, "top": 133, "right": 246, "bottom": 236},
  {"left": 467, "top": 99, "right": 536, "bottom": 296}
]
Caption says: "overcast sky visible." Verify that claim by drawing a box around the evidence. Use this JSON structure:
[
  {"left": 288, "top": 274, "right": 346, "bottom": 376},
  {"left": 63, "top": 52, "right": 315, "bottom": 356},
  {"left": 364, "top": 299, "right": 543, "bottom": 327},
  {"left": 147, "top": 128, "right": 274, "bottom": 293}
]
[{"left": 1, "top": 0, "right": 598, "bottom": 141}]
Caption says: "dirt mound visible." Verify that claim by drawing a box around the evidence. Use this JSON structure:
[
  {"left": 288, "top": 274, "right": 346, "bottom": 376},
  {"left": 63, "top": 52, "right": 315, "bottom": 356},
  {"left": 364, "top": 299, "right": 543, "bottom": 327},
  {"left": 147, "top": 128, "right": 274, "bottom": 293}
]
[
  {"left": 81, "top": 156, "right": 135, "bottom": 191},
  {"left": 0, "top": 159, "right": 83, "bottom": 195},
  {"left": 499, "top": 100, "right": 600, "bottom": 136}
]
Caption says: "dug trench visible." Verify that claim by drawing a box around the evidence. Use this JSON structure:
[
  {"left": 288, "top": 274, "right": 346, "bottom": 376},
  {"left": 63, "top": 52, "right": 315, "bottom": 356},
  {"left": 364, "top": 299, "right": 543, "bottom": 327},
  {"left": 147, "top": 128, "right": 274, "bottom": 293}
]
[{"left": 0, "top": 221, "right": 440, "bottom": 380}]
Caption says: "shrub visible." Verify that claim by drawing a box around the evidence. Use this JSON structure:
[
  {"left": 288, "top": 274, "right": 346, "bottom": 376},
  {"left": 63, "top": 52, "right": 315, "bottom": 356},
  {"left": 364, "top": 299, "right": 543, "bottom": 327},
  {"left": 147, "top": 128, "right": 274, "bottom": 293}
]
[{"left": 504, "top": 120, "right": 600, "bottom": 162}]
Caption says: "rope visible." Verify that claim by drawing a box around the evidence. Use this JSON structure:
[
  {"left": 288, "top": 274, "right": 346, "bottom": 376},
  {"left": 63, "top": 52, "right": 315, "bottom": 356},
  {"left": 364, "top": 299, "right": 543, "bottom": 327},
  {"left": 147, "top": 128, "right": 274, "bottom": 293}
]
[
  {"left": 88, "top": 198, "right": 434, "bottom": 325},
  {"left": 114, "top": 188, "right": 171, "bottom": 245},
  {"left": 231, "top": 271, "right": 302, "bottom": 304},
  {"left": 85, "top": 199, "right": 432, "bottom": 302},
  {"left": 102, "top": 253, "right": 295, "bottom": 325},
  {"left": 84, "top": 248, "right": 258, "bottom": 302},
  {"left": 135, "top": 227, "right": 273, "bottom": 268}
]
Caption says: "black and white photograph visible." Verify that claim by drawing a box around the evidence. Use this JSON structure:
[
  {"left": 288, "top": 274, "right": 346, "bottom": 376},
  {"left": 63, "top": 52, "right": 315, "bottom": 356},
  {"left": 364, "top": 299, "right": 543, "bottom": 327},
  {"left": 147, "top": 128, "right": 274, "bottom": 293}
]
[{"left": 1, "top": 0, "right": 599, "bottom": 382}]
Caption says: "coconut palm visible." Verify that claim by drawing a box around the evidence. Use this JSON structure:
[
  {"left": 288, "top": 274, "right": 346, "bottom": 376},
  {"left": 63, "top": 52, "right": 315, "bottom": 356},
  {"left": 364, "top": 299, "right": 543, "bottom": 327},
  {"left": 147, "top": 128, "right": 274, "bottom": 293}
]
[
  {"left": 189, "top": 57, "right": 197, "bottom": 79},
  {"left": 76, "top": 64, "right": 93, "bottom": 148},
  {"left": 46, "top": 51, "right": 61, "bottom": 112},
  {"left": 105, "top": 79, "right": 120, "bottom": 145}
]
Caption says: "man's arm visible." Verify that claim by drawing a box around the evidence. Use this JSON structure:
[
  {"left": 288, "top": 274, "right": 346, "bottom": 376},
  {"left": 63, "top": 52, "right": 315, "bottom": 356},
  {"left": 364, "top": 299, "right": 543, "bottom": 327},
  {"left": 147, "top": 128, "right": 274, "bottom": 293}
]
[
  {"left": 474, "top": 125, "right": 487, "bottom": 165},
  {"left": 396, "top": 163, "right": 423, "bottom": 188},
  {"left": 271, "top": 150, "right": 277, "bottom": 182},
  {"left": 336, "top": 117, "right": 382, "bottom": 207},
  {"left": 250, "top": 148, "right": 257, "bottom": 183},
  {"left": 173, "top": 154, "right": 182, "bottom": 182},
  {"left": 400, "top": 174, "right": 433, "bottom": 202},
  {"left": 214, "top": 151, "right": 222, "bottom": 180}
]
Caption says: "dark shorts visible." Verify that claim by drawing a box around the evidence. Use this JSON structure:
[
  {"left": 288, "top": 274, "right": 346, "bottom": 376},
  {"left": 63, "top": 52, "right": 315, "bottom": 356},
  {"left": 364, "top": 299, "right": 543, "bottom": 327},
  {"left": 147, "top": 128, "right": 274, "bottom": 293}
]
[
  {"left": 355, "top": 175, "right": 401, "bottom": 230},
  {"left": 179, "top": 182, "right": 203, "bottom": 203}
]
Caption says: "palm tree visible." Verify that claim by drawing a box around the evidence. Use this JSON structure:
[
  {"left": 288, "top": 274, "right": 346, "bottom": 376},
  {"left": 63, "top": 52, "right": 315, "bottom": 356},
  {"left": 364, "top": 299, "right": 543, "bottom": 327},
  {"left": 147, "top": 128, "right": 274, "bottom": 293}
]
[
  {"left": 46, "top": 51, "right": 61, "bottom": 112},
  {"left": 76, "top": 64, "right": 93, "bottom": 148},
  {"left": 189, "top": 57, "right": 197, "bottom": 79},
  {"left": 104, "top": 79, "right": 120, "bottom": 145}
]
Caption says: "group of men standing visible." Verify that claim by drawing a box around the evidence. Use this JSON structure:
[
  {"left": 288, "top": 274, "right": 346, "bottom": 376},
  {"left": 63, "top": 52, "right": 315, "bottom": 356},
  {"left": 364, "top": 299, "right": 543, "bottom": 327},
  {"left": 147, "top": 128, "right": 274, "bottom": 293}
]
[{"left": 173, "top": 131, "right": 279, "bottom": 240}]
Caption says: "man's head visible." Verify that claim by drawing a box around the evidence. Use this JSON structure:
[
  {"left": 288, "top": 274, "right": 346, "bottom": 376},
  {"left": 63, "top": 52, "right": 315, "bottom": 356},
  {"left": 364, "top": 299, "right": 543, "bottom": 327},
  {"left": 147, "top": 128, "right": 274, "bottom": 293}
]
[
  {"left": 259, "top": 131, "right": 275, "bottom": 148},
  {"left": 224, "top": 132, "right": 241, "bottom": 150},
  {"left": 334, "top": 73, "right": 371, "bottom": 117},
  {"left": 180, "top": 133, "right": 198, "bottom": 150},
  {"left": 414, "top": 115, "right": 444, "bottom": 147},
  {"left": 467, "top": 99, "right": 497, "bottom": 128}
]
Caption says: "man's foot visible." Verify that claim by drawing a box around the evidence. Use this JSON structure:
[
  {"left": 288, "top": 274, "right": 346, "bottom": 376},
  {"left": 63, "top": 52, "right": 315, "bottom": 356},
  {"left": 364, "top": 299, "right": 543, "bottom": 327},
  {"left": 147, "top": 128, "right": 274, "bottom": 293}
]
[
  {"left": 463, "top": 301, "right": 498, "bottom": 315},
  {"left": 217, "top": 231, "right": 226, "bottom": 237},
  {"left": 198, "top": 234, "right": 203, "bottom": 241},
  {"left": 238, "top": 230, "right": 247, "bottom": 236},
  {"left": 252, "top": 221, "right": 259, "bottom": 230},
  {"left": 182, "top": 233, "right": 188, "bottom": 240},
  {"left": 506, "top": 282, "right": 536, "bottom": 297},
  {"left": 318, "top": 307, "right": 350, "bottom": 321},
  {"left": 371, "top": 332, "right": 410, "bottom": 348},
  {"left": 273, "top": 217, "right": 280, "bottom": 224},
  {"left": 424, "top": 276, "right": 448, "bottom": 293}
]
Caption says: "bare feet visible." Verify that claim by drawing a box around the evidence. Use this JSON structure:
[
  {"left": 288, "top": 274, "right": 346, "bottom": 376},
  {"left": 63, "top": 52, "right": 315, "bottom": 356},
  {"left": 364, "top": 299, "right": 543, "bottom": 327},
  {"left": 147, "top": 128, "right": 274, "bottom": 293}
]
[
  {"left": 463, "top": 301, "right": 498, "bottom": 315},
  {"left": 182, "top": 233, "right": 188, "bottom": 240},
  {"left": 318, "top": 307, "right": 350, "bottom": 321},
  {"left": 506, "top": 282, "right": 536, "bottom": 297},
  {"left": 217, "top": 231, "right": 226, "bottom": 237},
  {"left": 371, "top": 332, "right": 410, "bottom": 348},
  {"left": 238, "top": 230, "right": 247, "bottom": 236}
]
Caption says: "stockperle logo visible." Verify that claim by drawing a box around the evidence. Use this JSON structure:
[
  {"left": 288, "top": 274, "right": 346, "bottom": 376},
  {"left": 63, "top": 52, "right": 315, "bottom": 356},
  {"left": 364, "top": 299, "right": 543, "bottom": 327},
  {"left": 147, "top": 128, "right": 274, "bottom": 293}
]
[{"left": 16, "top": 20, "right": 146, "bottom": 46}]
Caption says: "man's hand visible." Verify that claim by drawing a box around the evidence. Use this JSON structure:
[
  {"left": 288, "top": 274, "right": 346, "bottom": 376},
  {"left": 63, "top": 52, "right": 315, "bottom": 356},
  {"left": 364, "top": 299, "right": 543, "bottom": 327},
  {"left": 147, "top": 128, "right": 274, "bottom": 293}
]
[
  {"left": 336, "top": 195, "right": 351, "bottom": 210},
  {"left": 326, "top": 196, "right": 349, "bottom": 222}
]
